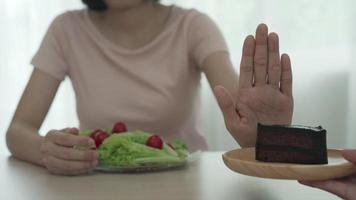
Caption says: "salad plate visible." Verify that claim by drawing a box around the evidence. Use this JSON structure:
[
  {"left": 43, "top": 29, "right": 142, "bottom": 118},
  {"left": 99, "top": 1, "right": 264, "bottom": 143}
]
[
  {"left": 79, "top": 121, "right": 199, "bottom": 173},
  {"left": 96, "top": 161, "right": 187, "bottom": 172},
  {"left": 96, "top": 150, "right": 201, "bottom": 173}
]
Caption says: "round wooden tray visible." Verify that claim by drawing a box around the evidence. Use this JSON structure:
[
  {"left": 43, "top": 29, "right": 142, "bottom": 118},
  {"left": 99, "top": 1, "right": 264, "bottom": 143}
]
[{"left": 222, "top": 148, "right": 356, "bottom": 180}]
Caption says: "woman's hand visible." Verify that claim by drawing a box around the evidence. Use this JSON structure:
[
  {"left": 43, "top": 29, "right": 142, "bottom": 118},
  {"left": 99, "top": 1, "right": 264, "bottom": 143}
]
[
  {"left": 215, "top": 24, "right": 294, "bottom": 147},
  {"left": 40, "top": 128, "right": 98, "bottom": 176},
  {"left": 299, "top": 150, "right": 356, "bottom": 200}
]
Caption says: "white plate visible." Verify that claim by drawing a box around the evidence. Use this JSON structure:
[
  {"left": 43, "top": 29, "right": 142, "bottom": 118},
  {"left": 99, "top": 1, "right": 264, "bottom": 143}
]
[
  {"left": 96, "top": 151, "right": 201, "bottom": 173},
  {"left": 96, "top": 162, "right": 187, "bottom": 173}
]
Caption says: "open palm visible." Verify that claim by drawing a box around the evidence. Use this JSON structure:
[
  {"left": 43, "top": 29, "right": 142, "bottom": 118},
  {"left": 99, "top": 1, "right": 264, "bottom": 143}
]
[{"left": 215, "top": 24, "right": 293, "bottom": 147}]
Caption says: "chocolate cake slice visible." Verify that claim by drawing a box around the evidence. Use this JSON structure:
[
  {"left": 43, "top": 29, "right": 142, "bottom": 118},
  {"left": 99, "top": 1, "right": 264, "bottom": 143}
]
[{"left": 256, "top": 124, "right": 328, "bottom": 164}]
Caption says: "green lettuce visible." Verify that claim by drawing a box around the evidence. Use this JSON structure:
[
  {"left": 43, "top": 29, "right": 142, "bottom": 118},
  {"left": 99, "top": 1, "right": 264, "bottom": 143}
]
[
  {"left": 80, "top": 129, "right": 93, "bottom": 137},
  {"left": 98, "top": 133, "right": 187, "bottom": 167},
  {"left": 172, "top": 139, "right": 189, "bottom": 158}
]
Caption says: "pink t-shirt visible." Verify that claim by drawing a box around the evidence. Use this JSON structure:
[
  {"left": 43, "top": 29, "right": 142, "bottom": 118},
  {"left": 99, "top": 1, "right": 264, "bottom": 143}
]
[{"left": 31, "top": 6, "right": 228, "bottom": 151}]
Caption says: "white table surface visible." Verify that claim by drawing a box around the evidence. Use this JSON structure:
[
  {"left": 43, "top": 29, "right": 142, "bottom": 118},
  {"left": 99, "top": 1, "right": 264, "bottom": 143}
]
[{"left": 0, "top": 152, "right": 339, "bottom": 200}]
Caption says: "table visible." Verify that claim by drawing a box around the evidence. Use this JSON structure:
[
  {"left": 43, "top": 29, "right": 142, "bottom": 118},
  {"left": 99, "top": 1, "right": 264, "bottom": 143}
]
[{"left": 0, "top": 152, "right": 338, "bottom": 200}]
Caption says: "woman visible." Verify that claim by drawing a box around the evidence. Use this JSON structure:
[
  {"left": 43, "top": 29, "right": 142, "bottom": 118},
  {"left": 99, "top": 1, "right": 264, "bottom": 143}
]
[{"left": 6, "top": 0, "right": 293, "bottom": 175}]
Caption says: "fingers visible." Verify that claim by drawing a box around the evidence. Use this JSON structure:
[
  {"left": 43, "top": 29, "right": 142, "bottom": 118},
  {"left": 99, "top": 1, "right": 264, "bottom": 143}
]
[
  {"left": 299, "top": 156, "right": 356, "bottom": 200},
  {"left": 253, "top": 24, "right": 268, "bottom": 86},
  {"left": 41, "top": 141, "right": 97, "bottom": 161},
  {"left": 280, "top": 54, "right": 293, "bottom": 97},
  {"left": 59, "top": 127, "right": 78, "bottom": 134},
  {"left": 214, "top": 85, "right": 240, "bottom": 132},
  {"left": 299, "top": 180, "right": 356, "bottom": 200},
  {"left": 239, "top": 35, "right": 255, "bottom": 89},
  {"left": 66, "top": 127, "right": 79, "bottom": 135},
  {"left": 41, "top": 128, "right": 98, "bottom": 176},
  {"left": 42, "top": 155, "right": 97, "bottom": 176},
  {"left": 246, "top": 24, "right": 292, "bottom": 94},
  {"left": 342, "top": 149, "right": 356, "bottom": 163},
  {"left": 267, "top": 33, "right": 281, "bottom": 88},
  {"left": 47, "top": 130, "right": 94, "bottom": 147}
]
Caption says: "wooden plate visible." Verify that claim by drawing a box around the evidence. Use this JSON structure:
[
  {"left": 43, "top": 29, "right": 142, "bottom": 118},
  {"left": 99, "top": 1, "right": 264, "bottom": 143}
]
[{"left": 222, "top": 148, "right": 356, "bottom": 180}]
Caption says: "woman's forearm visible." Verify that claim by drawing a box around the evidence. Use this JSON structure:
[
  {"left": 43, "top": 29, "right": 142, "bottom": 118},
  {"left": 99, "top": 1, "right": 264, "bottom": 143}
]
[
  {"left": 6, "top": 123, "right": 44, "bottom": 166},
  {"left": 5, "top": 69, "right": 61, "bottom": 167}
]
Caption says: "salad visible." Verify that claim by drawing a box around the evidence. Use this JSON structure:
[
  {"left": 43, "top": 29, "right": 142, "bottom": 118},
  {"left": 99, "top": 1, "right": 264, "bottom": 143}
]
[{"left": 80, "top": 122, "right": 189, "bottom": 168}]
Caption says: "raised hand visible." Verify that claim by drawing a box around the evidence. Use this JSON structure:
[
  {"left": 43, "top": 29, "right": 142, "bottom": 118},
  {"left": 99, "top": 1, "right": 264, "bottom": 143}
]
[
  {"left": 40, "top": 128, "right": 98, "bottom": 175},
  {"left": 299, "top": 150, "right": 356, "bottom": 200},
  {"left": 215, "top": 24, "right": 294, "bottom": 147},
  {"left": 238, "top": 24, "right": 293, "bottom": 124}
]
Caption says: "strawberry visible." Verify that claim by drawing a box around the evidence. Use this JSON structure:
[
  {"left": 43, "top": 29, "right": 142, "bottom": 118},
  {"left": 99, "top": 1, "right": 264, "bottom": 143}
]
[
  {"left": 91, "top": 129, "right": 109, "bottom": 148},
  {"left": 112, "top": 121, "right": 127, "bottom": 134},
  {"left": 146, "top": 135, "right": 163, "bottom": 149}
]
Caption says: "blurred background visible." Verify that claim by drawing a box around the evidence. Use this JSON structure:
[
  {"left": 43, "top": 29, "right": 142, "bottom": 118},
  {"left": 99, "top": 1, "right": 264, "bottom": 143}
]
[{"left": 0, "top": 0, "right": 355, "bottom": 153}]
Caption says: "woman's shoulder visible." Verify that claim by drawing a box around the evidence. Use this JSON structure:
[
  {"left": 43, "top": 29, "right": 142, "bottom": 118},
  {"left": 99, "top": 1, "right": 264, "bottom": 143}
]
[
  {"left": 49, "top": 9, "right": 88, "bottom": 31},
  {"left": 169, "top": 5, "right": 215, "bottom": 31},
  {"left": 55, "top": 9, "right": 87, "bottom": 20},
  {"left": 171, "top": 5, "right": 207, "bottom": 19}
]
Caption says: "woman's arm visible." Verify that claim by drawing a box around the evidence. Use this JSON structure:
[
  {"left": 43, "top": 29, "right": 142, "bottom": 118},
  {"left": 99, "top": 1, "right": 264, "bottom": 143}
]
[
  {"left": 201, "top": 51, "right": 239, "bottom": 100},
  {"left": 6, "top": 69, "right": 97, "bottom": 175},
  {"left": 6, "top": 68, "right": 61, "bottom": 165}
]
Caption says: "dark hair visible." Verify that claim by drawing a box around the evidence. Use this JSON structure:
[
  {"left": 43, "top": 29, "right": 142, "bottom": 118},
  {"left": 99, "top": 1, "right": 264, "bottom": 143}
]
[{"left": 82, "top": 0, "right": 160, "bottom": 11}]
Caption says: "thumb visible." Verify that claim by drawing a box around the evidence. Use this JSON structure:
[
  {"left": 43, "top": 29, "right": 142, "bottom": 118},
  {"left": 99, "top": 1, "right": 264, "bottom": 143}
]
[
  {"left": 342, "top": 149, "right": 356, "bottom": 163},
  {"left": 235, "top": 101, "right": 254, "bottom": 124},
  {"left": 60, "top": 127, "right": 79, "bottom": 135},
  {"left": 213, "top": 85, "right": 240, "bottom": 122}
]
